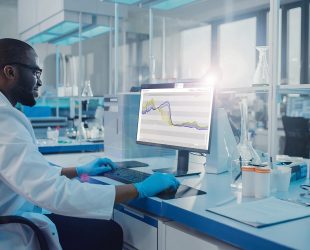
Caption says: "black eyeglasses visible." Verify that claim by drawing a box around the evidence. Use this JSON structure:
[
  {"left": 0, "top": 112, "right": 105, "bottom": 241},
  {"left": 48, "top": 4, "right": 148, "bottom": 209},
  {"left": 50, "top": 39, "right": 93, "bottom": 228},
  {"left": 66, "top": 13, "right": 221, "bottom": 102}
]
[
  {"left": 300, "top": 184, "right": 310, "bottom": 192},
  {"left": 5, "top": 62, "right": 42, "bottom": 80}
]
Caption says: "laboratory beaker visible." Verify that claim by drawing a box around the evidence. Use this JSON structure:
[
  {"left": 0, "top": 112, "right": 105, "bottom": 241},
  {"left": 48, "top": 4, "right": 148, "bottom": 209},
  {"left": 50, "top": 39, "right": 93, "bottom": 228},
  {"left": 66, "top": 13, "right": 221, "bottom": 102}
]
[
  {"left": 253, "top": 46, "right": 270, "bottom": 86},
  {"left": 82, "top": 80, "right": 93, "bottom": 97}
]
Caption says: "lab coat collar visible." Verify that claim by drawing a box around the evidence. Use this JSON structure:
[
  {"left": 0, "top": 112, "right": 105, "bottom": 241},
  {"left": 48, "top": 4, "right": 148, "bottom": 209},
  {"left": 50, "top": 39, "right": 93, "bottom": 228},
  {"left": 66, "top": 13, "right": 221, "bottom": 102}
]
[{"left": 0, "top": 91, "right": 13, "bottom": 107}]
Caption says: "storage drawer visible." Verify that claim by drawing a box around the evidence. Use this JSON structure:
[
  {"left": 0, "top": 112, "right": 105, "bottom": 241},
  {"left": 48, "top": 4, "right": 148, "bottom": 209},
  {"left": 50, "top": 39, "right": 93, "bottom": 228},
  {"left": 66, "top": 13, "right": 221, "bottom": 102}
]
[
  {"left": 114, "top": 207, "right": 158, "bottom": 250},
  {"left": 165, "top": 222, "right": 237, "bottom": 250}
]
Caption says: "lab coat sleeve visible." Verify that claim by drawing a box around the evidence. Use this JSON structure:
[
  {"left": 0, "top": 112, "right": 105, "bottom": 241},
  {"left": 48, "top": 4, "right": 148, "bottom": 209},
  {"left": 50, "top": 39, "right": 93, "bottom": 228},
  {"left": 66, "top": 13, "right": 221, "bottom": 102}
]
[{"left": 0, "top": 108, "right": 115, "bottom": 220}]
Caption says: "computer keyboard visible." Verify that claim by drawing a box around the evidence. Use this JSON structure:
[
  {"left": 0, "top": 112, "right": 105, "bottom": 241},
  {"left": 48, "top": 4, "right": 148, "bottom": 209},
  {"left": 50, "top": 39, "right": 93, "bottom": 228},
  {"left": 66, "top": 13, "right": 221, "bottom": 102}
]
[
  {"left": 102, "top": 168, "right": 206, "bottom": 200},
  {"left": 103, "top": 168, "right": 150, "bottom": 184}
]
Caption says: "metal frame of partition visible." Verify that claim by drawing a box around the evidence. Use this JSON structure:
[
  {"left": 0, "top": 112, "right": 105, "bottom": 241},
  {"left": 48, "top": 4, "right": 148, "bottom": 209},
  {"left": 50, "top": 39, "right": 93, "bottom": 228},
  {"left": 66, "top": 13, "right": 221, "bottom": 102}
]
[{"left": 281, "top": 0, "right": 309, "bottom": 85}]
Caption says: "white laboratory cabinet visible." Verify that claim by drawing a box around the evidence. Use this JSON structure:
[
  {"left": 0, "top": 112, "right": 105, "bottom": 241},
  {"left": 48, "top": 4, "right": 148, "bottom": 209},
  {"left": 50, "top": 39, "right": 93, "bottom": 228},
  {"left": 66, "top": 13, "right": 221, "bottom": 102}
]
[
  {"left": 113, "top": 206, "right": 237, "bottom": 250},
  {"left": 114, "top": 207, "right": 158, "bottom": 250},
  {"left": 163, "top": 222, "right": 237, "bottom": 250}
]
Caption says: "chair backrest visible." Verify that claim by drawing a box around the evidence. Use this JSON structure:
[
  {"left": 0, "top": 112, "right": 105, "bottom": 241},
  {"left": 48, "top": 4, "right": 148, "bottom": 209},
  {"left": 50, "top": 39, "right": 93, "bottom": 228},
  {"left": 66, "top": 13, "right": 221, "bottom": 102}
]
[
  {"left": 0, "top": 215, "right": 49, "bottom": 250},
  {"left": 282, "top": 116, "right": 310, "bottom": 158}
]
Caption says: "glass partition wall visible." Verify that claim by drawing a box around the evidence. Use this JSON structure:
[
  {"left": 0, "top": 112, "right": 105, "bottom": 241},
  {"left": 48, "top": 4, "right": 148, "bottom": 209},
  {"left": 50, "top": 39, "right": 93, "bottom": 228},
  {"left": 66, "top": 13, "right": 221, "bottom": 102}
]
[
  {"left": 28, "top": 12, "right": 110, "bottom": 141},
  {"left": 24, "top": 0, "right": 309, "bottom": 158},
  {"left": 278, "top": 0, "right": 310, "bottom": 159}
]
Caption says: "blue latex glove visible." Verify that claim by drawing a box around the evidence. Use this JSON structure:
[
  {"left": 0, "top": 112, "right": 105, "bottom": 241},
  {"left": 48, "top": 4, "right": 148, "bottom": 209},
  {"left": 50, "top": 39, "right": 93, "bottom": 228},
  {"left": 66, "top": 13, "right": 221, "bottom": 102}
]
[
  {"left": 134, "top": 172, "right": 180, "bottom": 198},
  {"left": 76, "top": 157, "right": 117, "bottom": 176}
]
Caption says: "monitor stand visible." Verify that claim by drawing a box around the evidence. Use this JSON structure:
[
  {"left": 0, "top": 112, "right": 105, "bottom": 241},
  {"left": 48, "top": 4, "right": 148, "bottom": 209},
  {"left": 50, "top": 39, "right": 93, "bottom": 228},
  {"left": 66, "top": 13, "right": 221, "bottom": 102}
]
[{"left": 153, "top": 150, "right": 201, "bottom": 177}]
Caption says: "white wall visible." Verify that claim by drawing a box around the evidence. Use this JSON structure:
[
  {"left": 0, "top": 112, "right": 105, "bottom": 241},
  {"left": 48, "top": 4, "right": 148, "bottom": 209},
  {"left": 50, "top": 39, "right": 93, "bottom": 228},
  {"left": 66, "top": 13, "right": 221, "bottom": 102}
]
[
  {"left": 0, "top": 1, "right": 18, "bottom": 39},
  {"left": 71, "top": 35, "right": 110, "bottom": 96}
]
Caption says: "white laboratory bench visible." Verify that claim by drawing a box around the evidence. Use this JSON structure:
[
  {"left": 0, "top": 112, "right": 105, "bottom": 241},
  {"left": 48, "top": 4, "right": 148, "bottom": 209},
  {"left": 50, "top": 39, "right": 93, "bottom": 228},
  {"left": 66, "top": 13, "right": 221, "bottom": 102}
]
[
  {"left": 45, "top": 152, "right": 310, "bottom": 250},
  {"left": 37, "top": 138, "right": 104, "bottom": 154}
]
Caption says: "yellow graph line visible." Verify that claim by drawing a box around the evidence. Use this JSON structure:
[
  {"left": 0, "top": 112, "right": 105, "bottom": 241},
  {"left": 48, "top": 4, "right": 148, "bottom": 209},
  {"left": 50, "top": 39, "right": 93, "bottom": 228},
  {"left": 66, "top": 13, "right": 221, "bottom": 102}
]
[{"left": 143, "top": 99, "right": 173, "bottom": 126}]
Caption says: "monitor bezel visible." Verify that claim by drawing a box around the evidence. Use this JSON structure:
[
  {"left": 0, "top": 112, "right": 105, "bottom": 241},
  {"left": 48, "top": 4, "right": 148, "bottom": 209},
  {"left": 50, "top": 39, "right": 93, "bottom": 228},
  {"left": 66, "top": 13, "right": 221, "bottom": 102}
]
[{"left": 136, "top": 85, "right": 215, "bottom": 154}]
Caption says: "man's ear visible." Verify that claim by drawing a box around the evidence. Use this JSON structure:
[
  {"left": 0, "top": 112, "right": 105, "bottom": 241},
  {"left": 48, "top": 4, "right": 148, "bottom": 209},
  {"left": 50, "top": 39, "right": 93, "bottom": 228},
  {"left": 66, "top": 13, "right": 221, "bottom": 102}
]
[{"left": 3, "top": 65, "right": 16, "bottom": 80}]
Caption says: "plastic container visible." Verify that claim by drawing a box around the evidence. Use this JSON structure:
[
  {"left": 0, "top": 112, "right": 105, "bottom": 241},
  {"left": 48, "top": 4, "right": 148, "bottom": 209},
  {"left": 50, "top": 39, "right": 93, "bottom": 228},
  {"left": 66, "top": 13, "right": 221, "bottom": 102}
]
[
  {"left": 273, "top": 167, "right": 291, "bottom": 192},
  {"left": 47, "top": 127, "right": 59, "bottom": 142},
  {"left": 254, "top": 167, "right": 271, "bottom": 198},
  {"left": 242, "top": 166, "right": 255, "bottom": 197}
]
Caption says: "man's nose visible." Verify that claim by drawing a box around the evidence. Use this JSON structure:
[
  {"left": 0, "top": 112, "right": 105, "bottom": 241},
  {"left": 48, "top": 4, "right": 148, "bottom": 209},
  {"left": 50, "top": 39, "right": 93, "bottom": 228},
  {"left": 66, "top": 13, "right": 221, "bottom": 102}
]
[{"left": 37, "top": 78, "right": 42, "bottom": 86}]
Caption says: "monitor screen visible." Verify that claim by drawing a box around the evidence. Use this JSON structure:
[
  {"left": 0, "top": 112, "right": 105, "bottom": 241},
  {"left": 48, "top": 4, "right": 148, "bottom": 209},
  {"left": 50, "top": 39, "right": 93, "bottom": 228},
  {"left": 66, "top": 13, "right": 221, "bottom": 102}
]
[{"left": 137, "top": 86, "right": 214, "bottom": 154}]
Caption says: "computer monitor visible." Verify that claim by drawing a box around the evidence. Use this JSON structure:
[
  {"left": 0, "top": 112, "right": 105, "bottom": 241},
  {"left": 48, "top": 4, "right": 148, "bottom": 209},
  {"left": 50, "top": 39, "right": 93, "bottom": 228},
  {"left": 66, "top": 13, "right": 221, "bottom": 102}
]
[{"left": 137, "top": 86, "right": 214, "bottom": 175}]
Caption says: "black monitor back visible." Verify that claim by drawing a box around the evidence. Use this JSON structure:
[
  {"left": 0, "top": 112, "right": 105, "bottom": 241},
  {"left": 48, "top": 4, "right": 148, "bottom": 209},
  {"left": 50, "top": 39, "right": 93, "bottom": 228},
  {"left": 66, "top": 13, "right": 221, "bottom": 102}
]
[{"left": 282, "top": 116, "right": 310, "bottom": 158}]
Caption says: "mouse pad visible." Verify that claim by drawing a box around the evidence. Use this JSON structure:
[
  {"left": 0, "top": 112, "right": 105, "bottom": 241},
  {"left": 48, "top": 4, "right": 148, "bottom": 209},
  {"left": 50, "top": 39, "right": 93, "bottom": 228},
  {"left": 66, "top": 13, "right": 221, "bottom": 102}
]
[{"left": 157, "top": 184, "right": 206, "bottom": 200}]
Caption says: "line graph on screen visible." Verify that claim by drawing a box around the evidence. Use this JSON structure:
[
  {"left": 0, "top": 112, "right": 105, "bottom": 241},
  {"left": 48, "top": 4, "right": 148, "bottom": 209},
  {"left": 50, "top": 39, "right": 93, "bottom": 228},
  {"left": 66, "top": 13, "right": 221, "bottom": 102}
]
[{"left": 137, "top": 89, "right": 213, "bottom": 150}]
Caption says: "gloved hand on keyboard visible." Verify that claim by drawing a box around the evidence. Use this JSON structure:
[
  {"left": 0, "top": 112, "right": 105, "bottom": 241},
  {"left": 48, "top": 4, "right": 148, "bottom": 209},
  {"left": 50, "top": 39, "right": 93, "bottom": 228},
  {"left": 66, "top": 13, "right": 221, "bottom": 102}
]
[
  {"left": 134, "top": 172, "right": 180, "bottom": 198},
  {"left": 76, "top": 157, "right": 117, "bottom": 176}
]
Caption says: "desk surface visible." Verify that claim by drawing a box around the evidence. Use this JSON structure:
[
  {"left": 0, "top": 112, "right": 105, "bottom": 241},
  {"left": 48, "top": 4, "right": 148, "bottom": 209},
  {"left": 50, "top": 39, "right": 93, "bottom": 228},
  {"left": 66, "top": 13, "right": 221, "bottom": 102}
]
[{"left": 45, "top": 152, "right": 310, "bottom": 250}]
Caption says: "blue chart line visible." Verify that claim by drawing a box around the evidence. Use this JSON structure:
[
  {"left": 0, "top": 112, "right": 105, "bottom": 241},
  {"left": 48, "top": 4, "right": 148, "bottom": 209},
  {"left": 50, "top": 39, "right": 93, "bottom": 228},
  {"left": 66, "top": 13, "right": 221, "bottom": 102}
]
[{"left": 142, "top": 99, "right": 208, "bottom": 131}]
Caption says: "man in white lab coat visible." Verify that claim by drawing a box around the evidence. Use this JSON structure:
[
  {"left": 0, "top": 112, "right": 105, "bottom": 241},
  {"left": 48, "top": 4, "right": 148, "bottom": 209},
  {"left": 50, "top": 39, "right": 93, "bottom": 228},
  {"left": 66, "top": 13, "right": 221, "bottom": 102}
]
[{"left": 0, "top": 38, "right": 180, "bottom": 250}]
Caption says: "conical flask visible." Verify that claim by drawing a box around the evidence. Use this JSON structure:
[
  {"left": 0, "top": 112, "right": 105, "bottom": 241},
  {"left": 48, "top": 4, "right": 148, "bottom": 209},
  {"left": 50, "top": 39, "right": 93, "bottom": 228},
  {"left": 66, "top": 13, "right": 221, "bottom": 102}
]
[
  {"left": 82, "top": 80, "right": 93, "bottom": 97},
  {"left": 253, "top": 46, "right": 270, "bottom": 86},
  {"left": 247, "top": 132, "right": 262, "bottom": 165},
  {"left": 236, "top": 98, "right": 253, "bottom": 162}
]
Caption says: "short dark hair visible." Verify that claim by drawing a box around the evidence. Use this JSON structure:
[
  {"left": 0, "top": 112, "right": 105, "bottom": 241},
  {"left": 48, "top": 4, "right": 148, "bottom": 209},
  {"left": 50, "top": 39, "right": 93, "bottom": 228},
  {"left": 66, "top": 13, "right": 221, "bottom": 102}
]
[{"left": 0, "top": 38, "right": 35, "bottom": 65}]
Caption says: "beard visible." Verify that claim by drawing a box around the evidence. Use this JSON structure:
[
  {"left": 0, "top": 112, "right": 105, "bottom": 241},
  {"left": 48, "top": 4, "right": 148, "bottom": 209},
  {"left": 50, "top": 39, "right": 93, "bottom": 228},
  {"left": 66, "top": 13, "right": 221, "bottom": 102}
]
[{"left": 12, "top": 84, "right": 36, "bottom": 107}]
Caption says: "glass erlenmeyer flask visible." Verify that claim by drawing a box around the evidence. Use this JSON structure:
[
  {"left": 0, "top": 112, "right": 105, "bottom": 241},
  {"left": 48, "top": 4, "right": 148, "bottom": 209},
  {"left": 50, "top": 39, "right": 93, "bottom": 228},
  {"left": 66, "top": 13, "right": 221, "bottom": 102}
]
[
  {"left": 237, "top": 98, "right": 253, "bottom": 162},
  {"left": 253, "top": 46, "right": 270, "bottom": 86},
  {"left": 247, "top": 132, "right": 262, "bottom": 165},
  {"left": 82, "top": 80, "right": 93, "bottom": 97}
]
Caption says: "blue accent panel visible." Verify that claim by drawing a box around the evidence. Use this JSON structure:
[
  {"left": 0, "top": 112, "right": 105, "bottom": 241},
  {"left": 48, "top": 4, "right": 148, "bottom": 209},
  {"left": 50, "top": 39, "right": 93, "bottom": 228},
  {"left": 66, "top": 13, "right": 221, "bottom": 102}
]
[
  {"left": 81, "top": 26, "right": 111, "bottom": 38},
  {"left": 53, "top": 36, "right": 84, "bottom": 46},
  {"left": 127, "top": 198, "right": 165, "bottom": 217},
  {"left": 23, "top": 106, "right": 52, "bottom": 117},
  {"left": 114, "top": 204, "right": 158, "bottom": 228},
  {"left": 39, "top": 143, "right": 103, "bottom": 154},
  {"left": 151, "top": 0, "right": 195, "bottom": 10},
  {"left": 161, "top": 203, "right": 292, "bottom": 250},
  {"left": 47, "top": 21, "right": 79, "bottom": 35},
  {"left": 28, "top": 33, "right": 58, "bottom": 44},
  {"left": 108, "top": 0, "right": 141, "bottom": 4}
]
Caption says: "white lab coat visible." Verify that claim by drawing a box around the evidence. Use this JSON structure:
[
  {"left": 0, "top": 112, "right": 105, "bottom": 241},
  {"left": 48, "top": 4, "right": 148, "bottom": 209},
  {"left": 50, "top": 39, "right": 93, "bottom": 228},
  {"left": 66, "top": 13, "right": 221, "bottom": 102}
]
[{"left": 0, "top": 92, "right": 116, "bottom": 250}]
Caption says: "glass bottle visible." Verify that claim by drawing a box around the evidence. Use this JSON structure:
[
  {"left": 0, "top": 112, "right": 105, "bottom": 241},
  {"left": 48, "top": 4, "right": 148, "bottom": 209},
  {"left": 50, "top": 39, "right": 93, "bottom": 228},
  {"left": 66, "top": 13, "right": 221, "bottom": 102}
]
[{"left": 253, "top": 46, "right": 270, "bottom": 86}]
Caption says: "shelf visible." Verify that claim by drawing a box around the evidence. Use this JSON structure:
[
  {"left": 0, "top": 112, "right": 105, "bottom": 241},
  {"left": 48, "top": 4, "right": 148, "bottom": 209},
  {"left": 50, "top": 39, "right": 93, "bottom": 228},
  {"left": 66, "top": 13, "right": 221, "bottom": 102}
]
[
  {"left": 277, "top": 84, "right": 310, "bottom": 95},
  {"left": 217, "top": 85, "right": 269, "bottom": 94},
  {"left": 216, "top": 84, "right": 310, "bottom": 95},
  {"left": 39, "top": 96, "right": 104, "bottom": 100}
]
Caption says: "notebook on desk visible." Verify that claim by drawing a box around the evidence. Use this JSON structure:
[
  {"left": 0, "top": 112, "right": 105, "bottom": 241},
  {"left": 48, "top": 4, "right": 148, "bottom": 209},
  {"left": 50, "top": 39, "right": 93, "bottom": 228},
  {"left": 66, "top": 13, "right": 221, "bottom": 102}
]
[{"left": 206, "top": 197, "right": 310, "bottom": 228}]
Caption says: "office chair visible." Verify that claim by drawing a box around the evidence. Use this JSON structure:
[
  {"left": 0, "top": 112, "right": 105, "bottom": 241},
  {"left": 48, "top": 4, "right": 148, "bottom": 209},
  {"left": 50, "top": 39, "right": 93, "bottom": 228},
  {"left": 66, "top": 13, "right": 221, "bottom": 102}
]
[
  {"left": 282, "top": 116, "right": 310, "bottom": 158},
  {"left": 0, "top": 215, "right": 49, "bottom": 250}
]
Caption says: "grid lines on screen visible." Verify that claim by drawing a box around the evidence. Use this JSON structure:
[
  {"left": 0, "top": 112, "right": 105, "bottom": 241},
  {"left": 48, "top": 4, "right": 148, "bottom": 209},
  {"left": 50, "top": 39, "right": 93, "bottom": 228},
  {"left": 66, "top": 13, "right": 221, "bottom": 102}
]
[{"left": 137, "top": 87, "right": 214, "bottom": 151}]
